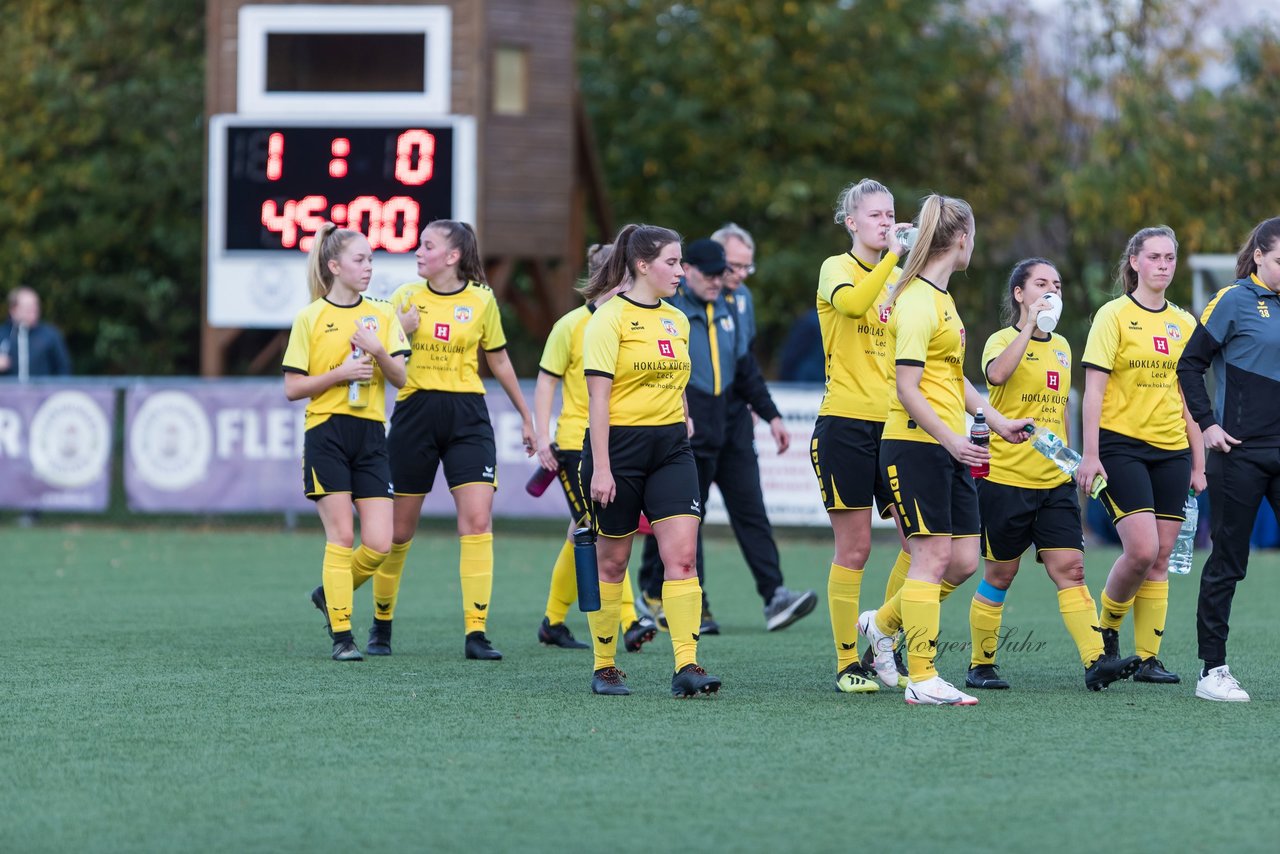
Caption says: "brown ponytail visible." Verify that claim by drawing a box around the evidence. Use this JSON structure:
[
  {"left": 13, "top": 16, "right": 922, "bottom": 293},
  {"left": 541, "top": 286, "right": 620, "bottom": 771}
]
[
  {"left": 1115, "top": 225, "right": 1177, "bottom": 295},
  {"left": 1236, "top": 217, "right": 1280, "bottom": 280},
  {"left": 580, "top": 224, "right": 681, "bottom": 301},
  {"left": 428, "top": 219, "right": 487, "bottom": 285}
]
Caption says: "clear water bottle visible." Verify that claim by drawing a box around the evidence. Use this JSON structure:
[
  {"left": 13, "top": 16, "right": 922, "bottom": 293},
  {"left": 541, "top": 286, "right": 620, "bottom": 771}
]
[
  {"left": 1022, "top": 425, "right": 1106, "bottom": 498},
  {"left": 348, "top": 345, "right": 370, "bottom": 408},
  {"left": 969, "top": 408, "right": 990, "bottom": 479},
  {"left": 896, "top": 226, "right": 919, "bottom": 254},
  {"left": 1168, "top": 490, "right": 1198, "bottom": 575}
]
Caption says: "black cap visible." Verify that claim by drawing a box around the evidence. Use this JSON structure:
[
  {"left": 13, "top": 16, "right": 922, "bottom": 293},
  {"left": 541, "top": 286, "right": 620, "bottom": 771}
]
[{"left": 685, "top": 239, "right": 728, "bottom": 275}]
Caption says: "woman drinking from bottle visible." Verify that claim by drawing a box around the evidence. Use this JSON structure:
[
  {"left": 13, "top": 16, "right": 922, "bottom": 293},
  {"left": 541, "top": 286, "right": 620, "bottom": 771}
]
[
  {"left": 578, "top": 223, "right": 721, "bottom": 698},
  {"left": 380, "top": 220, "right": 535, "bottom": 661},
  {"left": 286, "top": 223, "right": 409, "bottom": 661},
  {"left": 1177, "top": 216, "right": 1280, "bottom": 702},
  {"left": 531, "top": 244, "right": 657, "bottom": 653},
  {"left": 856, "top": 194, "right": 1031, "bottom": 705},
  {"left": 811, "top": 178, "right": 915, "bottom": 694},
  {"left": 1077, "top": 226, "right": 1204, "bottom": 685},
  {"left": 964, "top": 258, "right": 1140, "bottom": 692}
]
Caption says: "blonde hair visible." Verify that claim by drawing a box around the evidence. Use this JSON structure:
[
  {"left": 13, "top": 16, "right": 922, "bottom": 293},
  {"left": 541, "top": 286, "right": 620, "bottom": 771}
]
[
  {"left": 834, "top": 179, "right": 893, "bottom": 237},
  {"left": 306, "top": 223, "right": 363, "bottom": 301},
  {"left": 891, "top": 194, "right": 974, "bottom": 304}
]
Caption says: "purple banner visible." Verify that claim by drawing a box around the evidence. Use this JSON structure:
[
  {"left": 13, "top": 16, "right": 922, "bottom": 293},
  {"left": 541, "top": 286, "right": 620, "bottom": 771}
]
[
  {"left": 123, "top": 380, "right": 567, "bottom": 518},
  {"left": 0, "top": 383, "right": 114, "bottom": 511}
]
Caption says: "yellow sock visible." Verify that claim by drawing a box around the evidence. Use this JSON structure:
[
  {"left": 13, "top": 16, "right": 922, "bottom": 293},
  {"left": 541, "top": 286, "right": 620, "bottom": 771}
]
[
  {"left": 1133, "top": 580, "right": 1169, "bottom": 659},
  {"left": 588, "top": 580, "right": 624, "bottom": 670},
  {"left": 322, "top": 543, "right": 354, "bottom": 634},
  {"left": 884, "top": 549, "right": 910, "bottom": 602},
  {"left": 939, "top": 580, "right": 958, "bottom": 602},
  {"left": 619, "top": 568, "right": 639, "bottom": 629},
  {"left": 373, "top": 540, "right": 410, "bottom": 622},
  {"left": 874, "top": 588, "right": 903, "bottom": 636},
  {"left": 1058, "top": 585, "right": 1104, "bottom": 666},
  {"left": 544, "top": 539, "right": 576, "bottom": 624},
  {"left": 969, "top": 598, "right": 1004, "bottom": 668},
  {"left": 828, "top": 563, "right": 863, "bottom": 672},
  {"left": 459, "top": 533, "right": 494, "bottom": 634},
  {"left": 1099, "top": 591, "right": 1134, "bottom": 631},
  {"left": 900, "top": 579, "right": 941, "bottom": 682},
  {"left": 350, "top": 543, "right": 386, "bottom": 592},
  {"left": 663, "top": 577, "right": 702, "bottom": 671}
]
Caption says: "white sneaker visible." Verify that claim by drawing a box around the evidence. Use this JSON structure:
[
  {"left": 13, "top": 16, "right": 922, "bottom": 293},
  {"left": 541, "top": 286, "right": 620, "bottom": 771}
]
[
  {"left": 904, "top": 675, "right": 978, "bottom": 706},
  {"left": 857, "top": 609, "right": 901, "bottom": 688},
  {"left": 1195, "top": 665, "right": 1250, "bottom": 702}
]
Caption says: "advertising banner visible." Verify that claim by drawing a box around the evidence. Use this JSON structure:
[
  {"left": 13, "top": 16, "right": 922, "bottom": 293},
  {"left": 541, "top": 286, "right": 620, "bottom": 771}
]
[{"left": 0, "top": 383, "right": 115, "bottom": 511}]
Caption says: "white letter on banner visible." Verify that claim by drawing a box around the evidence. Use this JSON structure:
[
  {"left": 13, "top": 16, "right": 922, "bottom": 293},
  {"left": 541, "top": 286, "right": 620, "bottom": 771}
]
[
  {"left": 496, "top": 411, "right": 526, "bottom": 463},
  {"left": 266, "top": 408, "right": 294, "bottom": 459},
  {"left": 241, "top": 411, "right": 265, "bottom": 459},
  {"left": 0, "top": 409, "right": 22, "bottom": 457},
  {"left": 215, "top": 410, "right": 242, "bottom": 459}
]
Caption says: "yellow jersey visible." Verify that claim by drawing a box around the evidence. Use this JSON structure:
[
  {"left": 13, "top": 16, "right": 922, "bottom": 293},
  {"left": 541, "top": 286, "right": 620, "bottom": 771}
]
[
  {"left": 982, "top": 326, "right": 1072, "bottom": 488},
  {"left": 539, "top": 303, "right": 594, "bottom": 452},
  {"left": 390, "top": 279, "right": 506, "bottom": 399},
  {"left": 883, "top": 278, "right": 967, "bottom": 444},
  {"left": 1081, "top": 294, "right": 1195, "bottom": 450},
  {"left": 816, "top": 251, "right": 902, "bottom": 420},
  {"left": 282, "top": 295, "right": 409, "bottom": 430},
  {"left": 583, "top": 294, "right": 691, "bottom": 428}
]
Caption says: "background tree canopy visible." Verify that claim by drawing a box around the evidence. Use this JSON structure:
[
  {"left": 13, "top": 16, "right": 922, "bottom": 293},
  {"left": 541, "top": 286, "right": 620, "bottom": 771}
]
[{"left": 0, "top": 0, "right": 1275, "bottom": 377}]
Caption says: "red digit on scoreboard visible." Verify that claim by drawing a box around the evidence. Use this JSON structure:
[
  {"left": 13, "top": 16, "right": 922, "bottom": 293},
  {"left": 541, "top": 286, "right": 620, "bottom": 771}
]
[
  {"left": 380, "top": 196, "right": 420, "bottom": 252},
  {"left": 261, "top": 199, "right": 298, "bottom": 248},
  {"left": 266, "top": 132, "right": 284, "bottom": 181},
  {"left": 395, "top": 130, "right": 435, "bottom": 186},
  {"left": 295, "top": 195, "right": 329, "bottom": 252},
  {"left": 346, "top": 196, "right": 382, "bottom": 247}
]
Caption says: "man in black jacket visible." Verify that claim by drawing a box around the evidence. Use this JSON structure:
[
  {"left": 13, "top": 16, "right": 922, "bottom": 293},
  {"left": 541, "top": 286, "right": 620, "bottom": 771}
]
[{"left": 0, "top": 287, "right": 72, "bottom": 379}]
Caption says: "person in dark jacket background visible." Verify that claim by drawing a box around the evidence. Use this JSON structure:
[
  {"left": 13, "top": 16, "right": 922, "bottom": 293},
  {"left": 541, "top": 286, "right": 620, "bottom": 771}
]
[
  {"left": 0, "top": 287, "right": 71, "bottom": 379},
  {"left": 1177, "top": 216, "right": 1280, "bottom": 703}
]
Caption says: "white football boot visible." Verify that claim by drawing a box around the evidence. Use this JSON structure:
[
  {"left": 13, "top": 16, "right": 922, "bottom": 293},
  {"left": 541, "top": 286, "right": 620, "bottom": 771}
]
[
  {"left": 904, "top": 675, "right": 979, "bottom": 706},
  {"left": 857, "top": 609, "right": 902, "bottom": 688}
]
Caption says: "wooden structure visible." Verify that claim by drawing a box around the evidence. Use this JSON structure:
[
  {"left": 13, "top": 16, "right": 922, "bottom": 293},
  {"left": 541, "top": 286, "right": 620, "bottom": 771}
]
[{"left": 203, "top": 0, "right": 611, "bottom": 375}]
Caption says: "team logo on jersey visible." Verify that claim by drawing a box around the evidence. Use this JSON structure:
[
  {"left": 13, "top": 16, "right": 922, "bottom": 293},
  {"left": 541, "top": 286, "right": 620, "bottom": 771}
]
[
  {"left": 1153, "top": 336, "right": 1169, "bottom": 354},
  {"left": 1047, "top": 371, "right": 1060, "bottom": 391},
  {"left": 434, "top": 323, "right": 451, "bottom": 342},
  {"left": 878, "top": 303, "right": 892, "bottom": 324},
  {"left": 959, "top": 328, "right": 966, "bottom": 349},
  {"left": 662, "top": 318, "right": 679, "bottom": 336},
  {"left": 359, "top": 314, "right": 378, "bottom": 332},
  {"left": 719, "top": 316, "right": 735, "bottom": 332},
  {"left": 1165, "top": 322, "right": 1181, "bottom": 341},
  {"left": 657, "top": 340, "right": 675, "bottom": 358},
  {"left": 454, "top": 306, "right": 473, "bottom": 323},
  {"left": 1258, "top": 300, "right": 1271, "bottom": 318},
  {"left": 1054, "top": 350, "right": 1069, "bottom": 368},
  {"left": 1129, "top": 320, "right": 1142, "bottom": 329}
]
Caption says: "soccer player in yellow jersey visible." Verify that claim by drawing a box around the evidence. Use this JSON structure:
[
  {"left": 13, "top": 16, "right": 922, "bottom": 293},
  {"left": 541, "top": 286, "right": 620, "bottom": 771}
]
[
  {"left": 285, "top": 223, "right": 409, "bottom": 661},
  {"left": 579, "top": 224, "right": 721, "bottom": 698},
  {"left": 1078, "top": 226, "right": 1205, "bottom": 684},
  {"left": 381, "top": 220, "right": 536, "bottom": 661},
  {"left": 964, "top": 259, "right": 1141, "bottom": 692},
  {"left": 855, "top": 194, "right": 1031, "bottom": 705},
  {"left": 532, "top": 244, "right": 657, "bottom": 653},
  {"left": 811, "top": 178, "right": 916, "bottom": 694}
]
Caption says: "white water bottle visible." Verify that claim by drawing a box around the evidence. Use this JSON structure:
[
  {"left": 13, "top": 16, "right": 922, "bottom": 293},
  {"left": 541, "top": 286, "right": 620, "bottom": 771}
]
[
  {"left": 1036, "top": 293, "right": 1063, "bottom": 333},
  {"left": 1168, "top": 490, "right": 1197, "bottom": 575}
]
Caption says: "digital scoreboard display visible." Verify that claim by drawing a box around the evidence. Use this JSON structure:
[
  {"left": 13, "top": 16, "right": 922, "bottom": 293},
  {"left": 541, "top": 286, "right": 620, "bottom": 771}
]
[{"left": 207, "top": 115, "right": 476, "bottom": 328}]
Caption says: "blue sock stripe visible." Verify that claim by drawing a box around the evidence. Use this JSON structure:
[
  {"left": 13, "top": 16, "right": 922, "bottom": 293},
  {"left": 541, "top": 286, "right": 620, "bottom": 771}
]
[{"left": 976, "top": 579, "right": 1008, "bottom": 604}]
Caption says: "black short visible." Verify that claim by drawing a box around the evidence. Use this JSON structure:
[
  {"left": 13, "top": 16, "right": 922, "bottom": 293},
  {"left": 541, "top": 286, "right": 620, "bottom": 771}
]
[
  {"left": 979, "top": 480, "right": 1084, "bottom": 563},
  {"left": 579, "top": 424, "right": 701, "bottom": 538},
  {"left": 1096, "top": 429, "right": 1191, "bottom": 523},
  {"left": 811, "top": 416, "right": 894, "bottom": 517},
  {"left": 387, "top": 391, "right": 496, "bottom": 495},
  {"left": 303, "top": 415, "right": 393, "bottom": 501},
  {"left": 881, "top": 439, "right": 979, "bottom": 538},
  {"left": 555, "top": 448, "right": 588, "bottom": 525}
]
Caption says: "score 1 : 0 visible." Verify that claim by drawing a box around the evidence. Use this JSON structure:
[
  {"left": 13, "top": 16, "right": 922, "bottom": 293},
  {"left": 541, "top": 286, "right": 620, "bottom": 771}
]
[{"left": 262, "top": 129, "right": 436, "bottom": 185}]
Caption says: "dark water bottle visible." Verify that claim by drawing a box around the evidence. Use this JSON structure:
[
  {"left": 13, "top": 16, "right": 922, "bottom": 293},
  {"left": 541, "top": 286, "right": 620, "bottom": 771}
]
[
  {"left": 969, "top": 408, "right": 990, "bottom": 479},
  {"left": 573, "top": 526, "right": 601, "bottom": 612},
  {"left": 525, "top": 443, "right": 560, "bottom": 497}
]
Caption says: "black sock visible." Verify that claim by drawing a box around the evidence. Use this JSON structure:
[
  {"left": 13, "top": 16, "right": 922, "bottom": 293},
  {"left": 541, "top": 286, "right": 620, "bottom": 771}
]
[{"left": 1202, "top": 660, "right": 1225, "bottom": 677}]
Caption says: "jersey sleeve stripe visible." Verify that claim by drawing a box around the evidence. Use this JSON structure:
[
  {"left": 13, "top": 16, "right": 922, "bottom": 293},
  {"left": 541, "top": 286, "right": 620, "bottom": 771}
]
[
  {"left": 539, "top": 366, "right": 563, "bottom": 378},
  {"left": 282, "top": 366, "right": 308, "bottom": 375},
  {"left": 1080, "top": 361, "right": 1112, "bottom": 374},
  {"left": 895, "top": 359, "right": 925, "bottom": 367},
  {"left": 584, "top": 369, "right": 614, "bottom": 379}
]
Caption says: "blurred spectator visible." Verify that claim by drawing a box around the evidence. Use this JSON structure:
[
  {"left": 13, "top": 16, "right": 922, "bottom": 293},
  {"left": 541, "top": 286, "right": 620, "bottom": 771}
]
[
  {"left": 0, "top": 287, "right": 72, "bottom": 380},
  {"left": 779, "top": 309, "right": 826, "bottom": 382}
]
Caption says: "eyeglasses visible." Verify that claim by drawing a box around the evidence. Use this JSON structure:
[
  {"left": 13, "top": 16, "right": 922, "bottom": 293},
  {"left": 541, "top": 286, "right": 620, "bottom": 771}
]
[{"left": 727, "top": 263, "right": 756, "bottom": 277}]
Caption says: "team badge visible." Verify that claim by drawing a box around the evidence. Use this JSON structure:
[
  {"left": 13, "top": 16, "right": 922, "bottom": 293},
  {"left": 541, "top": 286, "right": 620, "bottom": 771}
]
[
  {"left": 359, "top": 314, "right": 379, "bottom": 331},
  {"left": 1153, "top": 336, "right": 1169, "bottom": 354},
  {"left": 1165, "top": 322, "right": 1181, "bottom": 341},
  {"left": 719, "top": 316, "right": 735, "bottom": 332},
  {"left": 1054, "top": 349, "right": 1069, "bottom": 369},
  {"left": 434, "top": 323, "right": 451, "bottom": 342},
  {"left": 454, "top": 306, "right": 473, "bottom": 323},
  {"left": 1047, "top": 371, "right": 1060, "bottom": 391},
  {"left": 657, "top": 340, "right": 675, "bottom": 358},
  {"left": 1258, "top": 300, "right": 1271, "bottom": 319},
  {"left": 662, "top": 318, "right": 679, "bottom": 336}
]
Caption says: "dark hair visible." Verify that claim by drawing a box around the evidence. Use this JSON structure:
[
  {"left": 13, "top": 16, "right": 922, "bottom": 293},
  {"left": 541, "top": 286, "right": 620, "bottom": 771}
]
[
  {"left": 581, "top": 224, "right": 681, "bottom": 301},
  {"left": 586, "top": 243, "right": 614, "bottom": 277},
  {"left": 892, "top": 194, "right": 974, "bottom": 304},
  {"left": 306, "top": 223, "right": 364, "bottom": 301},
  {"left": 1115, "top": 225, "right": 1177, "bottom": 295},
  {"left": 1003, "top": 257, "right": 1056, "bottom": 326},
  {"left": 427, "top": 219, "right": 486, "bottom": 285},
  {"left": 1236, "top": 217, "right": 1280, "bottom": 280}
]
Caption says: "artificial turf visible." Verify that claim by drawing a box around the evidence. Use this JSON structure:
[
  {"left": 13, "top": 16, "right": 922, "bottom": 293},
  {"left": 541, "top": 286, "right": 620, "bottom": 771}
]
[{"left": 5, "top": 523, "right": 1278, "bottom": 852}]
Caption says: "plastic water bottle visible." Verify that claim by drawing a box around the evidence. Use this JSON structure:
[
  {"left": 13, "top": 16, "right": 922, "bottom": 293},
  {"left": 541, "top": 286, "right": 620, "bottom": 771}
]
[
  {"left": 1168, "top": 491, "right": 1198, "bottom": 576},
  {"left": 1036, "top": 293, "right": 1063, "bottom": 333},
  {"left": 1021, "top": 425, "right": 1106, "bottom": 498},
  {"left": 347, "top": 345, "right": 370, "bottom": 408},
  {"left": 896, "top": 226, "right": 919, "bottom": 254},
  {"left": 525, "top": 443, "right": 560, "bottom": 497},
  {"left": 969, "top": 408, "right": 990, "bottom": 479},
  {"left": 572, "top": 526, "right": 601, "bottom": 611}
]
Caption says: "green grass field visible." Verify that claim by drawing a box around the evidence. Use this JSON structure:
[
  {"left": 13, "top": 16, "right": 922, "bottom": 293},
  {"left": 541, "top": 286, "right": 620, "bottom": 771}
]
[{"left": 6, "top": 522, "right": 1279, "bottom": 852}]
